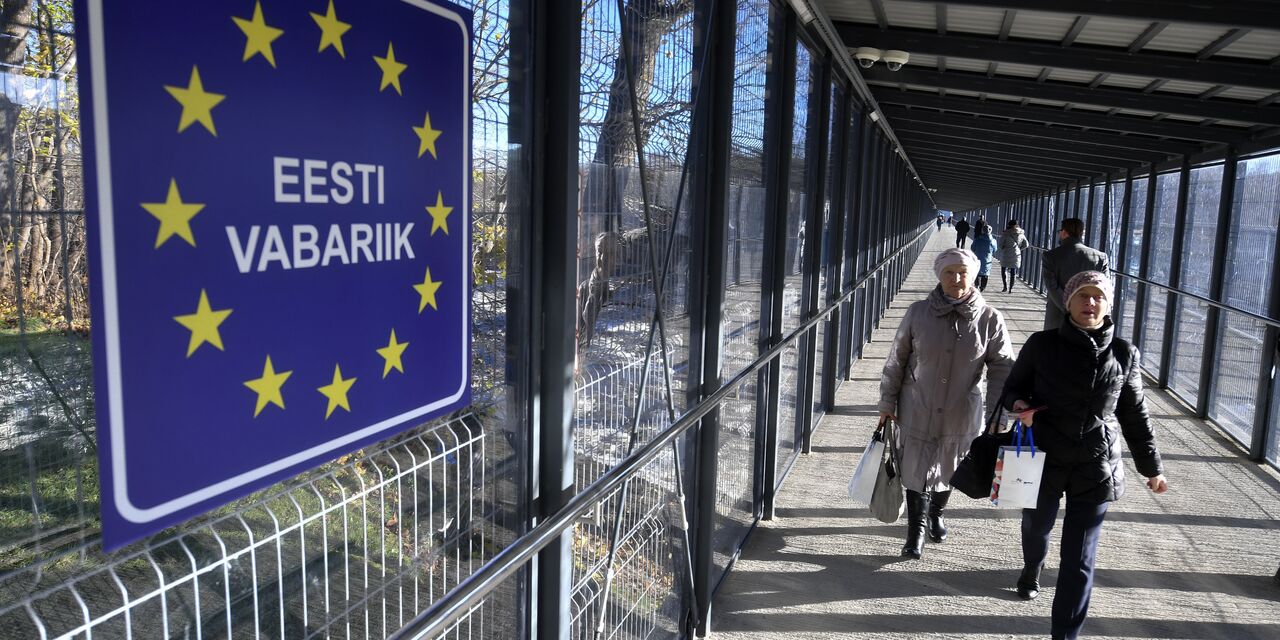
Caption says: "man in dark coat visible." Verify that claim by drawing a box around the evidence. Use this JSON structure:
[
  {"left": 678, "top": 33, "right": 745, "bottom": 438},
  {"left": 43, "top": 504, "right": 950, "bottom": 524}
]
[
  {"left": 1003, "top": 271, "right": 1167, "bottom": 640},
  {"left": 954, "top": 217, "right": 970, "bottom": 249},
  {"left": 1042, "top": 218, "right": 1108, "bottom": 330}
]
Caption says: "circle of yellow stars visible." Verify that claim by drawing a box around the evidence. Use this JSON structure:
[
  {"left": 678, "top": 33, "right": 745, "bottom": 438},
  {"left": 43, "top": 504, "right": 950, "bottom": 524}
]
[{"left": 147, "top": 0, "right": 457, "bottom": 420}]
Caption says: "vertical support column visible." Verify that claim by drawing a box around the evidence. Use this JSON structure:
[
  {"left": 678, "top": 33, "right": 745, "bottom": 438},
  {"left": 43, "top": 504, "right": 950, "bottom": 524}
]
[
  {"left": 799, "top": 57, "right": 831, "bottom": 454},
  {"left": 1101, "top": 176, "right": 1112, "bottom": 257},
  {"left": 824, "top": 91, "right": 851, "bottom": 408},
  {"left": 1085, "top": 179, "right": 1096, "bottom": 236},
  {"left": 1252, "top": 193, "right": 1280, "bottom": 460},
  {"left": 1115, "top": 170, "right": 1134, "bottom": 335},
  {"left": 759, "top": 11, "right": 797, "bottom": 521},
  {"left": 1159, "top": 157, "right": 1192, "bottom": 389},
  {"left": 1131, "top": 167, "right": 1158, "bottom": 354},
  {"left": 1196, "top": 149, "right": 1238, "bottom": 417},
  {"left": 689, "top": 0, "right": 735, "bottom": 631},
  {"left": 523, "top": 2, "right": 580, "bottom": 637}
]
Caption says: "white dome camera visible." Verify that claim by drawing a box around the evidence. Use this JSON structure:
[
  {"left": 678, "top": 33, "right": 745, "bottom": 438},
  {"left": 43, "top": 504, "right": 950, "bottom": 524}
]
[
  {"left": 882, "top": 50, "right": 910, "bottom": 71},
  {"left": 854, "top": 47, "right": 882, "bottom": 69}
]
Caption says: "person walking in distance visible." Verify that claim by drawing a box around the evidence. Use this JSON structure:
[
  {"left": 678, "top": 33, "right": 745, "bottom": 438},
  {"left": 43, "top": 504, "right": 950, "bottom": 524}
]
[
  {"left": 997, "top": 219, "right": 1030, "bottom": 293},
  {"left": 936, "top": 214, "right": 945, "bottom": 231},
  {"left": 1042, "top": 218, "right": 1108, "bottom": 330},
  {"left": 954, "top": 217, "right": 971, "bottom": 249},
  {"left": 878, "top": 248, "right": 1014, "bottom": 559},
  {"left": 1001, "top": 271, "right": 1167, "bottom": 640},
  {"left": 970, "top": 221, "right": 995, "bottom": 292}
]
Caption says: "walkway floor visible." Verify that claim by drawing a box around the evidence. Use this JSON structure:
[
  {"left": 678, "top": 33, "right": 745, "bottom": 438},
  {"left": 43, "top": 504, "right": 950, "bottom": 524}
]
[{"left": 711, "top": 227, "right": 1280, "bottom": 639}]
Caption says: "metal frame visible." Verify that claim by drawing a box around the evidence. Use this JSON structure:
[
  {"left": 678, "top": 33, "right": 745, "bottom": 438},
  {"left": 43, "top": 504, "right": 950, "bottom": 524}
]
[
  {"left": 1158, "top": 156, "right": 1192, "bottom": 389},
  {"left": 1197, "top": 148, "right": 1239, "bottom": 417}
]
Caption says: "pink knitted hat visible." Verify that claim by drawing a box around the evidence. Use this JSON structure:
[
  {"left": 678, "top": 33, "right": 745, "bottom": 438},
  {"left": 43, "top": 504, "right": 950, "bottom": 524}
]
[{"left": 1063, "top": 270, "right": 1113, "bottom": 307}]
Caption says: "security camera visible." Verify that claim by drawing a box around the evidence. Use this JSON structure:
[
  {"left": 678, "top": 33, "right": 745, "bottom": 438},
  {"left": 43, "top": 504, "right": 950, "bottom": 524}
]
[
  {"left": 854, "top": 47, "right": 882, "bottom": 69},
  {"left": 882, "top": 50, "right": 909, "bottom": 72}
]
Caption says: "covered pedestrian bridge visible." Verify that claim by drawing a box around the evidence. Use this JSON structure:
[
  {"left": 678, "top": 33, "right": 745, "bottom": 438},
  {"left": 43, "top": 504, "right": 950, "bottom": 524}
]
[{"left": 1, "top": 0, "right": 1279, "bottom": 639}]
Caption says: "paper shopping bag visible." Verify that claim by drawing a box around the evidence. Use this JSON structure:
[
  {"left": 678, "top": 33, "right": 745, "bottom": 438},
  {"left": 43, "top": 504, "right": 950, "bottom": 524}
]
[
  {"left": 847, "top": 430, "right": 886, "bottom": 506},
  {"left": 990, "top": 420, "right": 1046, "bottom": 509}
]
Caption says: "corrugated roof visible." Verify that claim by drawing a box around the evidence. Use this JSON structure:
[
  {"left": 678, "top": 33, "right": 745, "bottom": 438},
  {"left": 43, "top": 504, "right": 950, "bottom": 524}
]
[
  {"left": 1218, "top": 30, "right": 1280, "bottom": 60},
  {"left": 1143, "top": 24, "right": 1230, "bottom": 54}
]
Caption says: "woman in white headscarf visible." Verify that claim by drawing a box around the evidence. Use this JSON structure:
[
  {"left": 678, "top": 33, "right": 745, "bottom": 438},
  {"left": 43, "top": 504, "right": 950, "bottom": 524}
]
[{"left": 878, "top": 248, "right": 1015, "bottom": 558}]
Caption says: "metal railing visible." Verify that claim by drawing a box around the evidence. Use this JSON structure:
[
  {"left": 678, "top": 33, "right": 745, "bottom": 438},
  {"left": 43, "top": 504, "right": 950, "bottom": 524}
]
[
  {"left": 1022, "top": 243, "right": 1280, "bottom": 330},
  {"left": 388, "top": 225, "right": 934, "bottom": 640}
]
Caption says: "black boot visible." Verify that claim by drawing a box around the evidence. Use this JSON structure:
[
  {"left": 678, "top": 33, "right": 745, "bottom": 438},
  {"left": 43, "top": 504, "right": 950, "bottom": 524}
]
[
  {"left": 901, "top": 490, "right": 930, "bottom": 559},
  {"left": 1017, "top": 563, "right": 1041, "bottom": 600},
  {"left": 928, "top": 490, "right": 951, "bottom": 542}
]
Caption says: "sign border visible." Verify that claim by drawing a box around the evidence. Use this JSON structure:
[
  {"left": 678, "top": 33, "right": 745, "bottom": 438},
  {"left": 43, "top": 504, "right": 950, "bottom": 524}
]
[{"left": 85, "top": 0, "right": 473, "bottom": 524}]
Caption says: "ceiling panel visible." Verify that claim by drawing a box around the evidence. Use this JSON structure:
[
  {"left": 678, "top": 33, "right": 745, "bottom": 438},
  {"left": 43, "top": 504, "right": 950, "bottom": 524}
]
[
  {"left": 1217, "top": 30, "right": 1280, "bottom": 60},
  {"left": 992, "top": 61, "right": 1044, "bottom": 78},
  {"left": 823, "top": 0, "right": 874, "bottom": 23},
  {"left": 1218, "top": 86, "right": 1275, "bottom": 101},
  {"left": 1005, "top": 9, "right": 1077, "bottom": 40},
  {"left": 882, "top": 0, "right": 936, "bottom": 29},
  {"left": 940, "top": 4, "right": 1007, "bottom": 35},
  {"left": 1142, "top": 23, "right": 1226, "bottom": 54},
  {"left": 1071, "top": 16, "right": 1154, "bottom": 48},
  {"left": 1099, "top": 73, "right": 1155, "bottom": 90},
  {"left": 1157, "top": 79, "right": 1220, "bottom": 95},
  {"left": 1046, "top": 68, "right": 1097, "bottom": 83}
]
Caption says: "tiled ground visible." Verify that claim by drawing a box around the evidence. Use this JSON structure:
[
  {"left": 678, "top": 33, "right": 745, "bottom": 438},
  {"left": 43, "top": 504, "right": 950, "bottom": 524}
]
[{"left": 711, "top": 227, "right": 1280, "bottom": 639}]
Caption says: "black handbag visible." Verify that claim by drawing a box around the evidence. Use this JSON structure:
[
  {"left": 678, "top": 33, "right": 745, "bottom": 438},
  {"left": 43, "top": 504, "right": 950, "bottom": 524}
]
[{"left": 950, "top": 394, "right": 1015, "bottom": 499}]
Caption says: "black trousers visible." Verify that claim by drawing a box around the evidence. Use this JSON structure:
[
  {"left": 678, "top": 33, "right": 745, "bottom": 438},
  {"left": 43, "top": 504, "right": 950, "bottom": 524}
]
[
  {"left": 956, "top": 235, "right": 967, "bottom": 248},
  {"left": 1002, "top": 266, "right": 1018, "bottom": 290},
  {"left": 1022, "top": 492, "right": 1110, "bottom": 640},
  {"left": 976, "top": 275, "right": 989, "bottom": 291}
]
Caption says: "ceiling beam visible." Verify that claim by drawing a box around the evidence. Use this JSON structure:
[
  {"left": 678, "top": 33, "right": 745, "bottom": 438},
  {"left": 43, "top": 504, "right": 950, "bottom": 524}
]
[
  {"left": 895, "top": 134, "right": 1128, "bottom": 171},
  {"left": 890, "top": 130, "right": 1131, "bottom": 167},
  {"left": 836, "top": 23, "right": 1280, "bottom": 91},
  {"left": 927, "top": 1, "right": 1280, "bottom": 31},
  {"left": 871, "top": 87, "right": 1240, "bottom": 142},
  {"left": 891, "top": 124, "right": 1164, "bottom": 164},
  {"left": 909, "top": 149, "right": 1087, "bottom": 180},
  {"left": 863, "top": 67, "right": 1280, "bottom": 125},
  {"left": 880, "top": 106, "right": 1191, "bottom": 157},
  {"left": 911, "top": 160, "right": 1068, "bottom": 186}
]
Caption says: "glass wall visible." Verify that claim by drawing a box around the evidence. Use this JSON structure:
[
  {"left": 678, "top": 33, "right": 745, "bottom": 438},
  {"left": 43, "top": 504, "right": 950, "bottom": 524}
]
[
  {"left": 1141, "top": 171, "right": 1182, "bottom": 377},
  {"left": 1169, "top": 164, "right": 1223, "bottom": 400},
  {"left": 573, "top": 1, "right": 695, "bottom": 633},
  {"left": 775, "top": 39, "right": 814, "bottom": 485},
  {"left": 1117, "top": 176, "right": 1149, "bottom": 344},
  {"left": 1214, "top": 152, "right": 1280, "bottom": 448},
  {"left": 713, "top": 0, "right": 772, "bottom": 585}
]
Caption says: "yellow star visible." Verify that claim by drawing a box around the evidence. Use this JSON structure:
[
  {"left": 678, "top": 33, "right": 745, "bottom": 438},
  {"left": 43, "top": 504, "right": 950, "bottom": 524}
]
[
  {"left": 317, "top": 364, "right": 356, "bottom": 419},
  {"left": 413, "top": 111, "right": 442, "bottom": 159},
  {"left": 425, "top": 192, "right": 452, "bottom": 236},
  {"left": 141, "top": 179, "right": 205, "bottom": 248},
  {"left": 376, "top": 329, "right": 409, "bottom": 378},
  {"left": 164, "top": 66, "right": 225, "bottom": 136},
  {"left": 413, "top": 267, "right": 442, "bottom": 312},
  {"left": 173, "top": 289, "right": 233, "bottom": 357},
  {"left": 244, "top": 355, "right": 292, "bottom": 417},
  {"left": 373, "top": 42, "right": 408, "bottom": 94},
  {"left": 232, "top": 1, "right": 285, "bottom": 67},
  {"left": 310, "top": 0, "right": 351, "bottom": 58}
]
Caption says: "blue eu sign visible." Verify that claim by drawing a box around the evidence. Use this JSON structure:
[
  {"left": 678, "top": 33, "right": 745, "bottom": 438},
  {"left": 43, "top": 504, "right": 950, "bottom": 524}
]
[{"left": 77, "top": 0, "right": 473, "bottom": 550}]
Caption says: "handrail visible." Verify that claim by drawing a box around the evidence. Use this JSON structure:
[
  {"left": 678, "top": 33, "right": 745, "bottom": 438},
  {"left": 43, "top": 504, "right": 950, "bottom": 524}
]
[
  {"left": 388, "top": 224, "right": 934, "bottom": 640},
  {"left": 1022, "top": 243, "right": 1280, "bottom": 330}
]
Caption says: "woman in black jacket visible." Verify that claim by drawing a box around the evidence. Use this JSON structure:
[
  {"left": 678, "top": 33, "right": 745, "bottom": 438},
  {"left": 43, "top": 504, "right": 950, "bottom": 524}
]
[{"left": 1001, "top": 271, "right": 1169, "bottom": 640}]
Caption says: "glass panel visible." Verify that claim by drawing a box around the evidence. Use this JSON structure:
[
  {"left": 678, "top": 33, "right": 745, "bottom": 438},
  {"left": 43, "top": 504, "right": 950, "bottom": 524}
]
[
  {"left": 1214, "top": 152, "right": 1280, "bottom": 447},
  {"left": 775, "top": 40, "right": 813, "bottom": 485},
  {"left": 574, "top": 1, "right": 695, "bottom": 635},
  {"left": 1107, "top": 180, "right": 1126, "bottom": 261},
  {"left": 1115, "top": 177, "right": 1148, "bottom": 343},
  {"left": 712, "top": 0, "right": 771, "bottom": 585},
  {"left": 812, "top": 83, "right": 842, "bottom": 425},
  {"left": 1141, "top": 171, "right": 1181, "bottom": 376},
  {"left": 1090, "top": 183, "right": 1105, "bottom": 245},
  {"left": 1170, "top": 165, "right": 1223, "bottom": 399}
]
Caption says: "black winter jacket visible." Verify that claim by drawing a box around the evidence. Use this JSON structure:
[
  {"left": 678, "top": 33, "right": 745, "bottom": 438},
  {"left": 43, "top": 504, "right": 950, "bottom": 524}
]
[{"left": 1001, "top": 318, "right": 1162, "bottom": 503}]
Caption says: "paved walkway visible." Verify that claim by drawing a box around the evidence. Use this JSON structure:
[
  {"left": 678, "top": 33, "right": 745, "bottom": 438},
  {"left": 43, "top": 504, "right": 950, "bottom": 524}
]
[{"left": 711, "top": 227, "right": 1280, "bottom": 639}]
